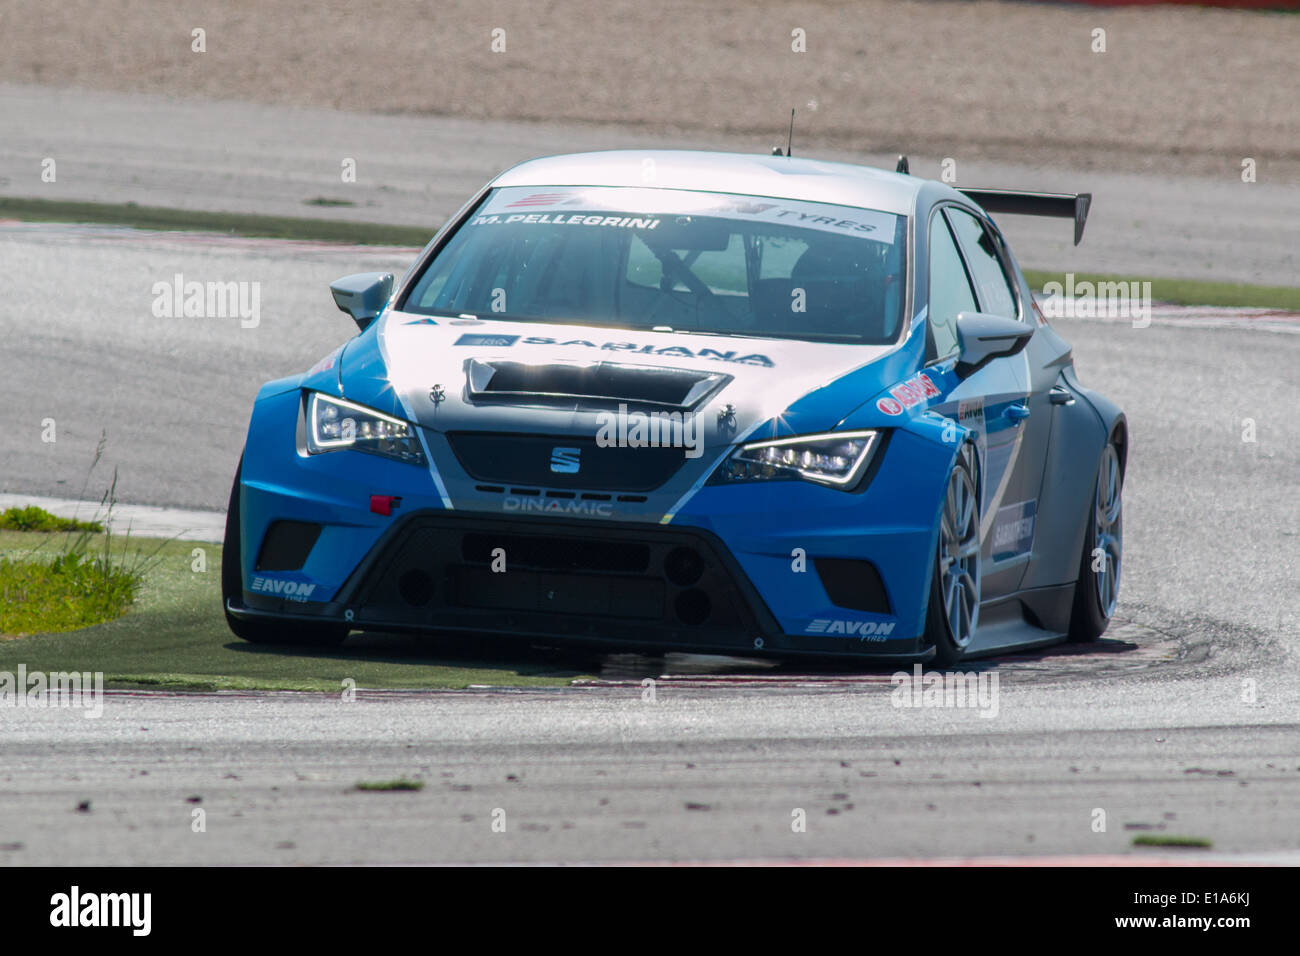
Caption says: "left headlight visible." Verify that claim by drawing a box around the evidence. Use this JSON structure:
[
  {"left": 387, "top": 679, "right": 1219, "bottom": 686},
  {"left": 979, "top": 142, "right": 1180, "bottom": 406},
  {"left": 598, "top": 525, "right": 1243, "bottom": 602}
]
[
  {"left": 305, "top": 392, "right": 427, "bottom": 465},
  {"left": 710, "top": 430, "right": 880, "bottom": 489}
]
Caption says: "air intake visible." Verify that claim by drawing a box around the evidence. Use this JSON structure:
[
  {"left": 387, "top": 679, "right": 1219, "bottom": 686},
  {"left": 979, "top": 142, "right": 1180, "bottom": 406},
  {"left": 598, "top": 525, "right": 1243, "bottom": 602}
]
[
  {"left": 466, "top": 359, "right": 729, "bottom": 410},
  {"left": 814, "top": 557, "right": 891, "bottom": 614},
  {"left": 255, "top": 521, "right": 322, "bottom": 572}
]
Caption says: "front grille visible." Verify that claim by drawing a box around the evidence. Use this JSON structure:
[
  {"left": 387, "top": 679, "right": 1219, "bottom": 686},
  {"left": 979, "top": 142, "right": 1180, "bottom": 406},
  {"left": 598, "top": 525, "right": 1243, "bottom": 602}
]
[
  {"left": 461, "top": 532, "right": 650, "bottom": 573},
  {"left": 346, "top": 514, "right": 773, "bottom": 641},
  {"left": 447, "top": 432, "right": 686, "bottom": 491},
  {"left": 456, "top": 567, "right": 665, "bottom": 619},
  {"left": 473, "top": 485, "right": 646, "bottom": 503}
]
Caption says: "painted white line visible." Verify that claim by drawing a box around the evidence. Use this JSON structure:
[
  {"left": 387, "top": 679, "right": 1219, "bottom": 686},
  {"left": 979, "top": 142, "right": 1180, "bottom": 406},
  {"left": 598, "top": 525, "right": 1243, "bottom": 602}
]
[{"left": 0, "top": 494, "right": 224, "bottom": 542}]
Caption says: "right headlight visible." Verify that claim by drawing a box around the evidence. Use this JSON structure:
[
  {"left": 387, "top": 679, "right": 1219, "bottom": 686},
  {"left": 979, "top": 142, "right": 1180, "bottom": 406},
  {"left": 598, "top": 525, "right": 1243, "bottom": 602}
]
[
  {"left": 304, "top": 392, "right": 427, "bottom": 465},
  {"left": 709, "top": 430, "right": 880, "bottom": 489}
]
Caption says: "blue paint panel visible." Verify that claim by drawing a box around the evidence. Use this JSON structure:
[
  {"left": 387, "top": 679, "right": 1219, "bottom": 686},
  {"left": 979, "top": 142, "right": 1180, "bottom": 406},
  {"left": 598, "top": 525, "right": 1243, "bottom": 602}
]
[
  {"left": 331, "top": 321, "right": 407, "bottom": 420},
  {"left": 672, "top": 425, "right": 955, "bottom": 644},
  {"left": 779, "top": 320, "right": 928, "bottom": 436},
  {"left": 238, "top": 387, "right": 442, "bottom": 603}
]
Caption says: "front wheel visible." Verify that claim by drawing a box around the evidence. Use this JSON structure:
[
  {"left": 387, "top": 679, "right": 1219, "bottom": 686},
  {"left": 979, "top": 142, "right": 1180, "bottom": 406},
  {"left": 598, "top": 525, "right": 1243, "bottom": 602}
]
[
  {"left": 1068, "top": 438, "right": 1123, "bottom": 642},
  {"left": 924, "top": 442, "right": 981, "bottom": 668},
  {"left": 221, "top": 459, "right": 349, "bottom": 648}
]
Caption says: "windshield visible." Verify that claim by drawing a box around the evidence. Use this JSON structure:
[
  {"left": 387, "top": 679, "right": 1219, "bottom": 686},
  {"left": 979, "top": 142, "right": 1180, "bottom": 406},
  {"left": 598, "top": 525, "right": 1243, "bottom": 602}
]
[{"left": 404, "top": 186, "right": 908, "bottom": 344}]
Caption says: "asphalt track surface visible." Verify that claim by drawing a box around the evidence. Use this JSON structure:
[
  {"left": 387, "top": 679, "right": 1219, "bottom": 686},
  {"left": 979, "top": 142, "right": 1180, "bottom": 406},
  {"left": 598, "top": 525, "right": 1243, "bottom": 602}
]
[
  {"left": 1, "top": 90, "right": 1298, "bottom": 864},
  {"left": 4, "top": 82, "right": 1300, "bottom": 286},
  {"left": 1, "top": 220, "right": 1297, "bottom": 864}
]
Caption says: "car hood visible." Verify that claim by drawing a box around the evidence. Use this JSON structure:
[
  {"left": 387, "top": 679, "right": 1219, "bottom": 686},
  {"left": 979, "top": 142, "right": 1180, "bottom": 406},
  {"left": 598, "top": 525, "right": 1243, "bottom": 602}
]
[{"left": 340, "top": 311, "right": 908, "bottom": 450}]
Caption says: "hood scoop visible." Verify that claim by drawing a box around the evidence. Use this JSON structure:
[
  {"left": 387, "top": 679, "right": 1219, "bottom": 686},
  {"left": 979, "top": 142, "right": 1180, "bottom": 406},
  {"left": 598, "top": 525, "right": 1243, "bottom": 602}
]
[{"left": 465, "top": 359, "right": 730, "bottom": 411}]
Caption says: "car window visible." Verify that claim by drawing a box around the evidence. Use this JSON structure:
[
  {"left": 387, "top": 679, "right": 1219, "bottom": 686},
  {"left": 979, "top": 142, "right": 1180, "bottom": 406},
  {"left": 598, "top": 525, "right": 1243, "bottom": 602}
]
[
  {"left": 625, "top": 232, "right": 749, "bottom": 295},
  {"left": 945, "top": 208, "right": 1018, "bottom": 319},
  {"left": 404, "top": 186, "right": 909, "bottom": 345},
  {"left": 927, "top": 211, "right": 977, "bottom": 360}
]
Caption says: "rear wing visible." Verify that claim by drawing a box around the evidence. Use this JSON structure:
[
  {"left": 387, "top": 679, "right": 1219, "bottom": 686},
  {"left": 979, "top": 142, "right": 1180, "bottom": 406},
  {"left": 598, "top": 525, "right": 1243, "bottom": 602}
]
[{"left": 957, "top": 188, "right": 1092, "bottom": 246}]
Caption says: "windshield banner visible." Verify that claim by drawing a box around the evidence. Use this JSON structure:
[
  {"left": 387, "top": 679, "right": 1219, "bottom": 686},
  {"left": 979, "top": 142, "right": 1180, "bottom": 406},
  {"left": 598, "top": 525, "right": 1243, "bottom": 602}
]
[{"left": 477, "top": 187, "right": 899, "bottom": 244}]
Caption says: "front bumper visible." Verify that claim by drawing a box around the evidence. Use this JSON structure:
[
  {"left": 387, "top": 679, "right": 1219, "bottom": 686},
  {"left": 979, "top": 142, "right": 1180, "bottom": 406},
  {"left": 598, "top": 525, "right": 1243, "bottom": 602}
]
[
  {"left": 230, "top": 510, "right": 931, "bottom": 661},
  {"left": 233, "top": 388, "right": 951, "bottom": 660}
]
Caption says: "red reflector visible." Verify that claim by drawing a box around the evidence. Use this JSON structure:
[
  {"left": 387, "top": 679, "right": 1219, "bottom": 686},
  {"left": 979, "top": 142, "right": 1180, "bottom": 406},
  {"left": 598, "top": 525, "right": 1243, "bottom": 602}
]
[{"left": 370, "top": 495, "right": 400, "bottom": 516}]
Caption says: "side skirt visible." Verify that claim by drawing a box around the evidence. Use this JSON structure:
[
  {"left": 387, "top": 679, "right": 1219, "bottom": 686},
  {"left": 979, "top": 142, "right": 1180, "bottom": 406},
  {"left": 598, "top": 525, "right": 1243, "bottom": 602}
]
[{"left": 964, "top": 584, "right": 1075, "bottom": 659}]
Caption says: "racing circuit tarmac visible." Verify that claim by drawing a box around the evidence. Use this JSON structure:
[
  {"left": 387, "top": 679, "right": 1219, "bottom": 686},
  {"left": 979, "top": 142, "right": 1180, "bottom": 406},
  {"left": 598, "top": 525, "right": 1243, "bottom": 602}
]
[
  {"left": 1, "top": 220, "right": 1297, "bottom": 864},
  {"left": 1, "top": 90, "right": 1298, "bottom": 863}
]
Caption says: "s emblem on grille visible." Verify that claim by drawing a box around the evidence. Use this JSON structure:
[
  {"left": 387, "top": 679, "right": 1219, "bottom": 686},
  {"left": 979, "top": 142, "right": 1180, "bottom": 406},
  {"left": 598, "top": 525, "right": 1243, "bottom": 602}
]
[{"left": 550, "top": 447, "right": 581, "bottom": 474}]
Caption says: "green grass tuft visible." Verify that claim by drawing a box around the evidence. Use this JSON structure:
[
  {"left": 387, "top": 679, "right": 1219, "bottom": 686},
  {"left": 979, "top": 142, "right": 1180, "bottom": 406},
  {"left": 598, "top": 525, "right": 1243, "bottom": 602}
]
[
  {"left": 0, "top": 197, "right": 430, "bottom": 246},
  {"left": 355, "top": 779, "right": 425, "bottom": 792},
  {"left": 0, "top": 550, "right": 137, "bottom": 637},
  {"left": 0, "top": 505, "right": 102, "bottom": 534},
  {"left": 1132, "top": 834, "right": 1214, "bottom": 849}
]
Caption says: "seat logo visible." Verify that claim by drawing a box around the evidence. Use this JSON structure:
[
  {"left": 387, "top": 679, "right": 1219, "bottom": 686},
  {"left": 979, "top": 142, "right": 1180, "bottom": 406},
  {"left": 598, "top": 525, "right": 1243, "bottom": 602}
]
[{"left": 550, "top": 447, "right": 581, "bottom": 474}]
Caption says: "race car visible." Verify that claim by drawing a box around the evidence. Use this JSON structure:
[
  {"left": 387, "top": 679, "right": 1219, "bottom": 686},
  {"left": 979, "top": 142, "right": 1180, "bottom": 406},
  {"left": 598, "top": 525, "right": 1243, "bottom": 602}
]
[{"left": 222, "top": 149, "right": 1126, "bottom": 665}]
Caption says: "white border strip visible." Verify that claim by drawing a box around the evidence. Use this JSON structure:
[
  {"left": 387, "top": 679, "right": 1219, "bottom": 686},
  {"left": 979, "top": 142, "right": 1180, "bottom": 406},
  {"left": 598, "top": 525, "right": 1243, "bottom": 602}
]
[{"left": 0, "top": 494, "right": 225, "bottom": 542}]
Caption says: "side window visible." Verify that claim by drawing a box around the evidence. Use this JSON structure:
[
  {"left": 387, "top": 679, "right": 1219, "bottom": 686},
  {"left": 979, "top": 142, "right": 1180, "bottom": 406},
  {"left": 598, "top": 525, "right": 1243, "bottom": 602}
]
[
  {"left": 945, "top": 208, "right": 1018, "bottom": 319},
  {"left": 927, "top": 212, "right": 977, "bottom": 360}
]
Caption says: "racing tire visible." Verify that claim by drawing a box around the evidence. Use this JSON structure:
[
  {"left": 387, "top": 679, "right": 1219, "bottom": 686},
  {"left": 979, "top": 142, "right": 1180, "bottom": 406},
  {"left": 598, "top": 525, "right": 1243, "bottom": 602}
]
[
  {"left": 924, "top": 441, "right": 981, "bottom": 669},
  {"left": 221, "top": 459, "right": 349, "bottom": 648},
  {"left": 1067, "top": 436, "right": 1123, "bottom": 643}
]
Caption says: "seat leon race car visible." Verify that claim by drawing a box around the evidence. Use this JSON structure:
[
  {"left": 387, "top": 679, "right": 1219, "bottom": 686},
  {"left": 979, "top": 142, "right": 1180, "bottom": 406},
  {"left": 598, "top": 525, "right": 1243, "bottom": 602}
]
[{"left": 222, "top": 149, "right": 1126, "bottom": 666}]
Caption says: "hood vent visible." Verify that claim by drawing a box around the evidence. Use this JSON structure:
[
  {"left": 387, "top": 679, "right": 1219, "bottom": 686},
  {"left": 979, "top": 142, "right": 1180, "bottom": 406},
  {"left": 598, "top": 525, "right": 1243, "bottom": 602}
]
[{"left": 466, "top": 359, "right": 729, "bottom": 410}]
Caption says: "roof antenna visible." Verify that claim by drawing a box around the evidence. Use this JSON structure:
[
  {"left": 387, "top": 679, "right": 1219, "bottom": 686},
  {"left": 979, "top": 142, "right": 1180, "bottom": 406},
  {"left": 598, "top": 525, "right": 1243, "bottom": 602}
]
[
  {"left": 896, "top": 155, "right": 910, "bottom": 174},
  {"left": 771, "top": 109, "right": 796, "bottom": 157}
]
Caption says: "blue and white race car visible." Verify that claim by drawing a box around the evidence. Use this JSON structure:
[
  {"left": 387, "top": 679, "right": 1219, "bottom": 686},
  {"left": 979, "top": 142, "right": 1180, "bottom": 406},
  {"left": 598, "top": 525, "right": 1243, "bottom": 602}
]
[{"left": 222, "top": 150, "right": 1126, "bottom": 665}]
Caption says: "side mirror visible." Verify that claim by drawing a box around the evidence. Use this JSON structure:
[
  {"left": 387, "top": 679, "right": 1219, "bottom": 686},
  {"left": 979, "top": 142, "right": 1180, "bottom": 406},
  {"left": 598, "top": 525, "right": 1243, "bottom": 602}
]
[
  {"left": 954, "top": 312, "right": 1034, "bottom": 378},
  {"left": 330, "top": 272, "right": 393, "bottom": 331}
]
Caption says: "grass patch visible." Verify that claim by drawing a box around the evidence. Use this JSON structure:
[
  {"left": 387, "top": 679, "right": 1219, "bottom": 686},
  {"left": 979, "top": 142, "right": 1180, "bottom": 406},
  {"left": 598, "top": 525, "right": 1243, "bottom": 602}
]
[
  {"left": 1132, "top": 834, "right": 1214, "bottom": 849},
  {"left": 1023, "top": 269, "right": 1300, "bottom": 311},
  {"left": 355, "top": 779, "right": 425, "bottom": 792},
  {"left": 0, "top": 551, "right": 138, "bottom": 637},
  {"left": 0, "top": 531, "right": 591, "bottom": 691},
  {"left": 303, "top": 197, "right": 357, "bottom": 208},
  {"left": 0, "top": 197, "right": 430, "bottom": 247},
  {"left": 0, "top": 442, "right": 159, "bottom": 638},
  {"left": 0, "top": 505, "right": 102, "bottom": 534}
]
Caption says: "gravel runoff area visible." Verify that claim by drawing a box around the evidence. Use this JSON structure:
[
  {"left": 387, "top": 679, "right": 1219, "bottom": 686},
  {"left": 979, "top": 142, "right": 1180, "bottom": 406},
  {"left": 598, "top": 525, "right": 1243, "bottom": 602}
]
[{"left": 3, "top": 0, "right": 1299, "bottom": 183}]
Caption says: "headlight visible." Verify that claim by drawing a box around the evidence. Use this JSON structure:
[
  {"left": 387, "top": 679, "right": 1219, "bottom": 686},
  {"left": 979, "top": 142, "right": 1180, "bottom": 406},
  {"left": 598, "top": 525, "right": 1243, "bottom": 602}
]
[
  {"left": 710, "top": 430, "right": 880, "bottom": 489},
  {"left": 305, "top": 392, "right": 426, "bottom": 465}
]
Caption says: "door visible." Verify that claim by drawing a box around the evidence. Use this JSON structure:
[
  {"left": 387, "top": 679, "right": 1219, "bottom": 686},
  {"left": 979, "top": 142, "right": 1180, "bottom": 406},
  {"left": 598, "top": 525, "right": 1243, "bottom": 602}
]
[
  {"left": 926, "top": 206, "right": 1036, "bottom": 600},
  {"left": 945, "top": 206, "right": 1056, "bottom": 592}
]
